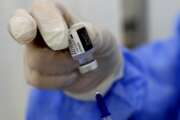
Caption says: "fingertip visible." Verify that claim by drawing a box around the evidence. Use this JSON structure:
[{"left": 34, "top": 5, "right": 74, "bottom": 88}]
[{"left": 9, "top": 9, "right": 37, "bottom": 44}]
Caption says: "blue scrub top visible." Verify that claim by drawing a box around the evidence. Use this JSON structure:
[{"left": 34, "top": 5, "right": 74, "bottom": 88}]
[{"left": 26, "top": 16, "right": 180, "bottom": 120}]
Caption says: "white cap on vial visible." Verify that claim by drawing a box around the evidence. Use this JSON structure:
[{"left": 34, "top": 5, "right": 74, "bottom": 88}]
[{"left": 79, "top": 60, "right": 98, "bottom": 74}]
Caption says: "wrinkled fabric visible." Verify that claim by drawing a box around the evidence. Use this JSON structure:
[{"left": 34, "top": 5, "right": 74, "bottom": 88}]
[{"left": 27, "top": 16, "right": 180, "bottom": 120}]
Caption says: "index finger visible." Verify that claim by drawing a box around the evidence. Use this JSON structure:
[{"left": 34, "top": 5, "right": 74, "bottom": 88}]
[{"left": 31, "top": 0, "right": 69, "bottom": 51}]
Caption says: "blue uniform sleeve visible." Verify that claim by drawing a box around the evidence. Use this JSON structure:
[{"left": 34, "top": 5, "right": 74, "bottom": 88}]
[
  {"left": 131, "top": 14, "right": 180, "bottom": 120},
  {"left": 131, "top": 40, "right": 180, "bottom": 120}
]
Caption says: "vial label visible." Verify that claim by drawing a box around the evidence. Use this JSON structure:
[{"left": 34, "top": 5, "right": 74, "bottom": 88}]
[
  {"left": 77, "top": 27, "right": 93, "bottom": 51},
  {"left": 69, "top": 35, "right": 84, "bottom": 56}
]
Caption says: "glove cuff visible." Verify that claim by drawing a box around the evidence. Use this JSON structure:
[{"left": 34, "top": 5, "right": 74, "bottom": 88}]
[{"left": 64, "top": 52, "right": 124, "bottom": 101}]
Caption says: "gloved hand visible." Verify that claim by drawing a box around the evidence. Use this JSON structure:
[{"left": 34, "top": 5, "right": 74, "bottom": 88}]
[{"left": 8, "top": 0, "right": 123, "bottom": 100}]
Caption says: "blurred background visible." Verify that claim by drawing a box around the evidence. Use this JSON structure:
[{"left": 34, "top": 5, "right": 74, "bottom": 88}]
[{"left": 0, "top": 0, "right": 179, "bottom": 119}]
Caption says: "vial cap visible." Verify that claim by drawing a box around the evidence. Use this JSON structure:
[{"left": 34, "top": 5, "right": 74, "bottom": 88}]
[{"left": 79, "top": 60, "right": 98, "bottom": 74}]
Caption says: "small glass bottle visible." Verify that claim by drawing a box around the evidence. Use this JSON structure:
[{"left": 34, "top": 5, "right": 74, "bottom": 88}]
[{"left": 69, "top": 22, "right": 98, "bottom": 74}]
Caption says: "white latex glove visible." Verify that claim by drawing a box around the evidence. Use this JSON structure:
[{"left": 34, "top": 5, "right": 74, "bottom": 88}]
[{"left": 8, "top": 0, "right": 123, "bottom": 100}]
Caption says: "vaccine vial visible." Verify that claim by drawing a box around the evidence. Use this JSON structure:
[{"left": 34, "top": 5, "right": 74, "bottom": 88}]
[{"left": 69, "top": 22, "right": 98, "bottom": 74}]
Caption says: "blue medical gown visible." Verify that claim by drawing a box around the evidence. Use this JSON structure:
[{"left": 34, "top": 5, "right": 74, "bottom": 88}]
[{"left": 27, "top": 18, "right": 180, "bottom": 120}]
